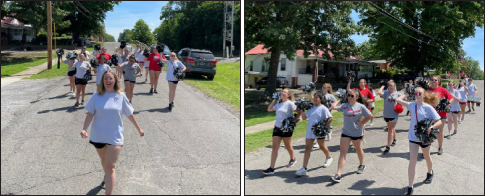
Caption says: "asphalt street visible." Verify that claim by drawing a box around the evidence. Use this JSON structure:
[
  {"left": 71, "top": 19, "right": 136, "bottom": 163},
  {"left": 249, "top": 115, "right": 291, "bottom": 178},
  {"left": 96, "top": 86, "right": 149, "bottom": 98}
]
[
  {"left": 245, "top": 81, "right": 484, "bottom": 195},
  {"left": 1, "top": 42, "right": 241, "bottom": 195}
]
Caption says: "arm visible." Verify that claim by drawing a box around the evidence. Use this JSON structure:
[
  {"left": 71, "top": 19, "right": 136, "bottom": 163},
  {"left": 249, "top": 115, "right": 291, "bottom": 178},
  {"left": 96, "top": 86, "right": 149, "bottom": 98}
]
[
  {"left": 367, "top": 90, "right": 375, "bottom": 103},
  {"left": 294, "top": 111, "right": 302, "bottom": 122},
  {"left": 80, "top": 112, "right": 95, "bottom": 138},
  {"left": 356, "top": 112, "right": 373, "bottom": 126},
  {"left": 377, "top": 86, "right": 385, "bottom": 97},
  {"left": 396, "top": 93, "right": 410, "bottom": 108},
  {"left": 68, "top": 60, "right": 74, "bottom": 69},
  {"left": 453, "top": 91, "right": 461, "bottom": 101},
  {"left": 325, "top": 117, "right": 333, "bottom": 128},
  {"left": 267, "top": 100, "right": 277, "bottom": 112},
  {"left": 346, "top": 79, "right": 351, "bottom": 92},
  {"left": 427, "top": 120, "right": 442, "bottom": 135},
  {"left": 127, "top": 114, "right": 144, "bottom": 136},
  {"left": 331, "top": 100, "right": 340, "bottom": 111},
  {"left": 299, "top": 110, "right": 307, "bottom": 121}
]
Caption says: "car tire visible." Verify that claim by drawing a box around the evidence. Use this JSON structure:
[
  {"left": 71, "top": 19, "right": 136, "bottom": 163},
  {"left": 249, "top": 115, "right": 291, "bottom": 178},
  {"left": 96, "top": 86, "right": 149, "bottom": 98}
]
[
  {"left": 256, "top": 84, "right": 261, "bottom": 90},
  {"left": 207, "top": 75, "right": 214, "bottom": 80}
]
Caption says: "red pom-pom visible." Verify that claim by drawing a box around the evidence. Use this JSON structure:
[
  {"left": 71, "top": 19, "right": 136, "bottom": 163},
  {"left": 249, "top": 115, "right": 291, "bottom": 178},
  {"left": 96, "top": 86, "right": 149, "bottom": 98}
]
[{"left": 394, "top": 103, "right": 404, "bottom": 113}]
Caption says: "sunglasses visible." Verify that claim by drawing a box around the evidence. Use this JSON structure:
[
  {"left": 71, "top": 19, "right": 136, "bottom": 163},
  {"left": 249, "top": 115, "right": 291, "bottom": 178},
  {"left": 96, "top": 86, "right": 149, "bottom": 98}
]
[
  {"left": 415, "top": 92, "right": 423, "bottom": 96},
  {"left": 170, "top": 55, "right": 175, "bottom": 57},
  {"left": 347, "top": 94, "right": 355, "bottom": 98},
  {"left": 432, "top": 79, "right": 438, "bottom": 81}
]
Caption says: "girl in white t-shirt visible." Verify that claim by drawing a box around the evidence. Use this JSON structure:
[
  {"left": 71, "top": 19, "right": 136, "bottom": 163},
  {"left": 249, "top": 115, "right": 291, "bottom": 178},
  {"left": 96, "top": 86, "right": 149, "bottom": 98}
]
[
  {"left": 395, "top": 87, "right": 442, "bottom": 195},
  {"left": 457, "top": 80, "right": 468, "bottom": 122},
  {"left": 135, "top": 45, "right": 145, "bottom": 77},
  {"left": 446, "top": 81, "right": 461, "bottom": 137},
  {"left": 159, "top": 52, "right": 186, "bottom": 111},
  {"left": 80, "top": 70, "right": 144, "bottom": 195},
  {"left": 71, "top": 53, "right": 91, "bottom": 107},
  {"left": 262, "top": 88, "right": 300, "bottom": 175}
]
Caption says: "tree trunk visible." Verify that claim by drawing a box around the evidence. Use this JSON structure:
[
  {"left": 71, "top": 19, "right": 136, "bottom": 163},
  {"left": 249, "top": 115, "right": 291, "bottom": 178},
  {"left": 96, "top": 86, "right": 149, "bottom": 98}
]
[{"left": 264, "top": 47, "right": 281, "bottom": 96}]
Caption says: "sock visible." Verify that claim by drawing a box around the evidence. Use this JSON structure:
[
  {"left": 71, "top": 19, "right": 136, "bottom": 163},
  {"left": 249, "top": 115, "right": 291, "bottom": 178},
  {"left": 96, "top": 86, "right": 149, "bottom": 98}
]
[
  {"left": 304, "top": 167, "right": 307, "bottom": 170},
  {"left": 409, "top": 186, "right": 413, "bottom": 189}
]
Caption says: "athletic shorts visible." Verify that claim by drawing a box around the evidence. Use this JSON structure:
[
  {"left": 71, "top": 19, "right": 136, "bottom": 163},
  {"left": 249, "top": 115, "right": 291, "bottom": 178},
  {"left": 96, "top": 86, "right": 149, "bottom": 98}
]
[
  {"left": 75, "top": 78, "right": 88, "bottom": 85},
  {"left": 67, "top": 70, "right": 76, "bottom": 76},
  {"left": 467, "top": 100, "right": 475, "bottom": 103},
  {"left": 409, "top": 140, "right": 431, "bottom": 148},
  {"left": 341, "top": 133, "right": 362, "bottom": 140},
  {"left": 124, "top": 80, "right": 135, "bottom": 84},
  {"left": 272, "top": 126, "right": 293, "bottom": 138},
  {"left": 440, "top": 117, "right": 447, "bottom": 120},
  {"left": 122, "top": 71, "right": 125, "bottom": 75},
  {"left": 449, "top": 111, "right": 460, "bottom": 114},
  {"left": 384, "top": 118, "right": 397, "bottom": 122},
  {"left": 169, "top": 81, "right": 179, "bottom": 84},
  {"left": 459, "top": 102, "right": 467, "bottom": 105},
  {"left": 371, "top": 107, "right": 374, "bottom": 112},
  {"left": 90, "top": 140, "right": 111, "bottom": 149}
]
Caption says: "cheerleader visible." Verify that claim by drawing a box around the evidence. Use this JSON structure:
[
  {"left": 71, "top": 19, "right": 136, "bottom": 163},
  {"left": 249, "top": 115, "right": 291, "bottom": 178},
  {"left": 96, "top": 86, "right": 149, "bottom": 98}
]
[
  {"left": 446, "top": 81, "right": 461, "bottom": 137},
  {"left": 427, "top": 75, "right": 453, "bottom": 155},
  {"left": 377, "top": 80, "right": 402, "bottom": 154},
  {"left": 395, "top": 87, "right": 442, "bottom": 195},
  {"left": 457, "top": 80, "right": 468, "bottom": 123}
]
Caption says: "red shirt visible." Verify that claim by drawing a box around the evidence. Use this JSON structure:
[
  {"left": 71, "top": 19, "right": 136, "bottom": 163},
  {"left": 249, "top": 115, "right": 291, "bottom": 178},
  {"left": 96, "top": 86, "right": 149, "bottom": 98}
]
[
  {"left": 148, "top": 53, "right": 166, "bottom": 71},
  {"left": 351, "top": 87, "right": 375, "bottom": 102},
  {"left": 97, "top": 53, "right": 111, "bottom": 62},
  {"left": 428, "top": 86, "right": 453, "bottom": 118}
]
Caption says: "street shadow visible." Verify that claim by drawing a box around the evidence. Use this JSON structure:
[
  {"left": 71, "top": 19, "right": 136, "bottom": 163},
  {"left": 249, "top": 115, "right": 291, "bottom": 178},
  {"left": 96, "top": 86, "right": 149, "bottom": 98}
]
[
  {"left": 244, "top": 166, "right": 287, "bottom": 180},
  {"left": 37, "top": 105, "right": 85, "bottom": 114},
  {"left": 183, "top": 74, "right": 210, "bottom": 81},
  {"left": 348, "top": 179, "right": 425, "bottom": 195},
  {"left": 280, "top": 171, "right": 356, "bottom": 185},
  {"left": 133, "top": 92, "right": 153, "bottom": 96},
  {"left": 133, "top": 106, "right": 170, "bottom": 114},
  {"left": 86, "top": 184, "right": 103, "bottom": 195},
  {"left": 31, "top": 92, "right": 94, "bottom": 104}
]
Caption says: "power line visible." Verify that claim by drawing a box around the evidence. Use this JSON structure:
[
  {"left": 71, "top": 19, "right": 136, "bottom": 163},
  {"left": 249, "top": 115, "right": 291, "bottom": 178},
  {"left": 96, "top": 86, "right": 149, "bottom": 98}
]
[
  {"left": 74, "top": 1, "right": 89, "bottom": 14},
  {"left": 73, "top": 1, "right": 88, "bottom": 17}
]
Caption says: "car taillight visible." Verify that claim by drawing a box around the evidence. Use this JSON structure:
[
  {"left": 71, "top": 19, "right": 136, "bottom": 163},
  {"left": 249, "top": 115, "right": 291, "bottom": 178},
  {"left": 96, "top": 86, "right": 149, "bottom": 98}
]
[
  {"left": 186, "top": 69, "right": 190, "bottom": 72},
  {"left": 277, "top": 80, "right": 280, "bottom": 83},
  {"left": 187, "top": 58, "right": 195, "bottom": 63},
  {"left": 210, "top": 61, "right": 217, "bottom": 66}
]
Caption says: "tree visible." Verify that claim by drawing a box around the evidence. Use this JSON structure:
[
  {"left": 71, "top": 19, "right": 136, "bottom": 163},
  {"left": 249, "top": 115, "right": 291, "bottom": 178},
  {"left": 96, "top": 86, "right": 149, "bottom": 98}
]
[
  {"left": 246, "top": 1, "right": 364, "bottom": 96},
  {"left": 461, "top": 57, "right": 484, "bottom": 80},
  {"left": 118, "top": 29, "right": 133, "bottom": 42},
  {"left": 357, "top": 1, "right": 484, "bottom": 73},
  {"left": 131, "top": 19, "right": 155, "bottom": 45}
]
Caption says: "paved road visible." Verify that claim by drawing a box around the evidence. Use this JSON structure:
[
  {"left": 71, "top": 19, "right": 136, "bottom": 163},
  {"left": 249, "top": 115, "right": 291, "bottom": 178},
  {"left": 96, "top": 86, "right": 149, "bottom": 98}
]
[
  {"left": 1, "top": 42, "right": 240, "bottom": 195},
  {"left": 245, "top": 81, "right": 484, "bottom": 195}
]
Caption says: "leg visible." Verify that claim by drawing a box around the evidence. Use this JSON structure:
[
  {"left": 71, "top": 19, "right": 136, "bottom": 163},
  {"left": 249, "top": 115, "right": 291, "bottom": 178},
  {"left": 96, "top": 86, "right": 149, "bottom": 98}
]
[
  {"left": 302, "top": 139, "right": 315, "bottom": 168},
  {"left": 70, "top": 76, "right": 75, "bottom": 91},
  {"left": 467, "top": 102, "right": 471, "bottom": 110},
  {"left": 104, "top": 145, "right": 122, "bottom": 195},
  {"left": 170, "top": 83, "right": 178, "bottom": 103},
  {"left": 95, "top": 146, "right": 107, "bottom": 174},
  {"left": 317, "top": 139, "right": 331, "bottom": 158},
  {"left": 421, "top": 145, "right": 433, "bottom": 174},
  {"left": 282, "top": 137, "right": 295, "bottom": 161},
  {"left": 149, "top": 71, "right": 156, "bottom": 89},
  {"left": 81, "top": 85, "right": 86, "bottom": 101},
  {"left": 130, "top": 82, "right": 135, "bottom": 101},
  {"left": 337, "top": 136, "right": 352, "bottom": 176},
  {"left": 460, "top": 104, "right": 466, "bottom": 119},
  {"left": 352, "top": 139, "right": 364, "bottom": 166},
  {"left": 154, "top": 71, "right": 161, "bottom": 90},
  {"left": 472, "top": 102, "right": 475, "bottom": 109},
  {"left": 408, "top": 142, "right": 420, "bottom": 187},
  {"left": 447, "top": 114, "right": 453, "bottom": 135},
  {"left": 453, "top": 113, "right": 459, "bottom": 131},
  {"left": 76, "top": 84, "right": 81, "bottom": 103},
  {"left": 386, "top": 122, "right": 397, "bottom": 147},
  {"left": 270, "top": 137, "right": 283, "bottom": 169},
  {"left": 437, "top": 119, "right": 445, "bottom": 148},
  {"left": 124, "top": 81, "right": 130, "bottom": 99},
  {"left": 145, "top": 67, "right": 149, "bottom": 80}
]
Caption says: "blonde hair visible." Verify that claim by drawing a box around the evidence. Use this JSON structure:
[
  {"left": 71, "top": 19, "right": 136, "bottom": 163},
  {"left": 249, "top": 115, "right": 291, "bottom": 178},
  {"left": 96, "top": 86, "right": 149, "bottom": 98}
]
[
  {"left": 432, "top": 75, "right": 442, "bottom": 86},
  {"left": 351, "top": 89, "right": 370, "bottom": 109},
  {"left": 115, "top": 47, "right": 120, "bottom": 53},
  {"left": 323, "top": 83, "right": 333, "bottom": 94},
  {"left": 170, "top": 52, "right": 180, "bottom": 61},
  {"left": 416, "top": 87, "right": 440, "bottom": 106},
  {"left": 97, "top": 70, "right": 123, "bottom": 96},
  {"left": 282, "top": 88, "right": 295, "bottom": 102}
]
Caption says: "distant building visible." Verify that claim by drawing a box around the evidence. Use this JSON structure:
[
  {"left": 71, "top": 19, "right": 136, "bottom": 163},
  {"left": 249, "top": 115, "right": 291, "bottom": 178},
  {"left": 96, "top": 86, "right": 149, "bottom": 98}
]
[{"left": 1, "top": 16, "right": 35, "bottom": 44}]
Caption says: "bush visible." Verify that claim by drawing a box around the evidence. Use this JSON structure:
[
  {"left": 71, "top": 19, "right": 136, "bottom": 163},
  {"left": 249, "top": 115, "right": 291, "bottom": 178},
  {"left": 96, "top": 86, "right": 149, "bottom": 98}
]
[{"left": 37, "top": 32, "right": 47, "bottom": 43}]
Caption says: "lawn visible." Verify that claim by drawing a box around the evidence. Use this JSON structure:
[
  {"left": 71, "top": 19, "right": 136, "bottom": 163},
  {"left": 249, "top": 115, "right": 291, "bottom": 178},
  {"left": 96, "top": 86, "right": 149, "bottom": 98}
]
[
  {"left": 1, "top": 52, "right": 56, "bottom": 78},
  {"left": 26, "top": 61, "right": 69, "bottom": 79},
  {"left": 182, "top": 62, "right": 240, "bottom": 111}
]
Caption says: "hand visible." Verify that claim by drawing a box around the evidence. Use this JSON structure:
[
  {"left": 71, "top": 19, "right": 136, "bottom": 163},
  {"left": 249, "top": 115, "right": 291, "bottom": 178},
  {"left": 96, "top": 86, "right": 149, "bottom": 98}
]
[
  {"left": 355, "top": 120, "right": 364, "bottom": 127},
  {"left": 139, "top": 129, "right": 144, "bottom": 137},
  {"left": 426, "top": 128, "right": 432, "bottom": 135},
  {"left": 81, "top": 130, "right": 88, "bottom": 138}
]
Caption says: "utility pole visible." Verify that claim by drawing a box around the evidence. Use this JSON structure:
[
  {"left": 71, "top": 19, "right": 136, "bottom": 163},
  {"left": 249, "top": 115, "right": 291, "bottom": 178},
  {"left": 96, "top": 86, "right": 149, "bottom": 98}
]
[
  {"left": 223, "top": 1, "right": 234, "bottom": 58},
  {"left": 47, "top": 1, "right": 52, "bottom": 70}
]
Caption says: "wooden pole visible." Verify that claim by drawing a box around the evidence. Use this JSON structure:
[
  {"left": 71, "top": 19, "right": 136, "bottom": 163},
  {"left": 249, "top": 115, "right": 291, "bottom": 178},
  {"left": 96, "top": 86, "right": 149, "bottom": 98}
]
[
  {"left": 47, "top": 1, "right": 52, "bottom": 70},
  {"left": 54, "top": 22, "right": 56, "bottom": 50}
]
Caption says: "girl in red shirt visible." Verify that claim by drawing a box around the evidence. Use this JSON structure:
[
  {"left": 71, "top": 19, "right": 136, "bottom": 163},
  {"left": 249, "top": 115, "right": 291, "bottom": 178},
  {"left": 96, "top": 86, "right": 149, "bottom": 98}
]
[
  {"left": 427, "top": 75, "right": 453, "bottom": 155},
  {"left": 147, "top": 46, "right": 166, "bottom": 93}
]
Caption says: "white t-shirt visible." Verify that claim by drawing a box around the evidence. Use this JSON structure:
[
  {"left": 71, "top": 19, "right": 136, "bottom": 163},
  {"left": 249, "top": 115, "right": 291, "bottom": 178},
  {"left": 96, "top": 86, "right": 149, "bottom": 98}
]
[
  {"left": 458, "top": 86, "right": 467, "bottom": 102},
  {"left": 407, "top": 102, "right": 440, "bottom": 143},
  {"left": 96, "top": 64, "right": 111, "bottom": 85},
  {"left": 272, "top": 100, "right": 297, "bottom": 128},
  {"left": 85, "top": 91, "right": 134, "bottom": 145},
  {"left": 135, "top": 49, "right": 145, "bottom": 62},
  {"left": 370, "top": 90, "right": 376, "bottom": 108},
  {"left": 305, "top": 105, "right": 332, "bottom": 139},
  {"left": 449, "top": 89, "right": 461, "bottom": 112},
  {"left": 74, "top": 61, "right": 91, "bottom": 79},
  {"left": 166, "top": 60, "right": 186, "bottom": 81},
  {"left": 65, "top": 59, "right": 78, "bottom": 71},
  {"left": 144, "top": 61, "right": 149, "bottom": 68},
  {"left": 467, "top": 84, "right": 477, "bottom": 96},
  {"left": 337, "top": 102, "right": 371, "bottom": 137},
  {"left": 81, "top": 51, "right": 90, "bottom": 59}
]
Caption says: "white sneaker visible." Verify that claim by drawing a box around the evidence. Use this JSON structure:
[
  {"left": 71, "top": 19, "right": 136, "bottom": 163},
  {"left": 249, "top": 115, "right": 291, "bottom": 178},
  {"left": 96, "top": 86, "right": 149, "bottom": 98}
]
[
  {"left": 458, "top": 120, "right": 461, "bottom": 124},
  {"left": 323, "top": 157, "right": 333, "bottom": 168},
  {"left": 369, "top": 122, "right": 373, "bottom": 126},
  {"left": 326, "top": 131, "right": 332, "bottom": 141},
  {"left": 295, "top": 167, "right": 307, "bottom": 176},
  {"left": 313, "top": 142, "right": 319, "bottom": 148}
]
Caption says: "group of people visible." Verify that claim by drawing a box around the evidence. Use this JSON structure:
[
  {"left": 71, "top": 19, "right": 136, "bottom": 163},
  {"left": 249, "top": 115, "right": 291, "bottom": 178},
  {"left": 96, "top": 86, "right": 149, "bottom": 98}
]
[
  {"left": 262, "top": 75, "right": 479, "bottom": 195},
  {"left": 63, "top": 43, "right": 187, "bottom": 195}
]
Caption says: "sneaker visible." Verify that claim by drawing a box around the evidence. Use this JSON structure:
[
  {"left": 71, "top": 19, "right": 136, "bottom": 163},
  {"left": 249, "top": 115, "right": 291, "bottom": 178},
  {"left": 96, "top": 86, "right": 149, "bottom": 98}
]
[
  {"left": 458, "top": 120, "right": 461, "bottom": 124},
  {"left": 149, "top": 88, "right": 153, "bottom": 93},
  {"left": 472, "top": 107, "right": 475, "bottom": 111},
  {"left": 171, "top": 101, "right": 174, "bottom": 107},
  {"left": 467, "top": 109, "right": 471, "bottom": 113},
  {"left": 461, "top": 116, "right": 464, "bottom": 121},
  {"left": 323, "top": 157, "right": 333, "bottom": 168},
  {"left": 81, "top": 100, "right": 84, "bottom": 105},
  {"left": 423, "top": 170, "right": 433, "bottom": 184},
  {"left": 369, "top": 122, "right": 373, "bottom": 126},
  {"left": 453, "top": 130, "right": 457, "bottom": 135},
  {"left": 383, "top": 146, "right": 390, "bottom": 154},
  {"left": 437, "top": 148, "right": 443, "bottom": 155},
  {"left": 72, "top": 92, "right": 76, "bottom": 96},
  {"left": 74, "top": 102, "right": 79, "bottom": 107},
  {"left": 295, "top": 167, "right": 307, "bottom": 176},
  {"left": 405, "top": 187, "right": 413, "bottom": 195},
  {"left": 330, "top": 174, "right": 341, "bottom": 183},
  {"left": 154, "top": 90, "right": 158, "bottom": 94},
  {"left": 169, "top": 103, "right": 173, "bottom": 111},
  {"left": 391, "top": 139, "right": 397, "bottom": 146},
  {"left": 101, "top": 176, "right": 106, "bottom": 189},
  {"left": 357, "top": 165, "right": 366, "bottom": 174},
  {"left": 326, "top": 131, "right": 332, "bottom": 141},
  {"left": 286, "top": 158, "right": 297, "bottom": 168},
  {"left": 446, "top": 134, "right": 451, "bottom": 139},
  {"left": 313, "top": 142, "right": 319, "bottom": 148},
  {"left": 262, "top": 167, "right": 275, "bottom": 175}
]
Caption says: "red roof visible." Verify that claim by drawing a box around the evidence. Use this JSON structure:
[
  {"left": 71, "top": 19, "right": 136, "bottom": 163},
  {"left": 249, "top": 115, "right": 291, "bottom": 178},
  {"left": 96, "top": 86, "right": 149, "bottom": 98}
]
[
  {"left": 245, "top": 44, "right": 362, "bottom": 60},
  {"left": 1, "top": 17, "right": 27, "bottom": 27},
  {"left": 245, "top": 44, "right": 270, "bottom": 55}
]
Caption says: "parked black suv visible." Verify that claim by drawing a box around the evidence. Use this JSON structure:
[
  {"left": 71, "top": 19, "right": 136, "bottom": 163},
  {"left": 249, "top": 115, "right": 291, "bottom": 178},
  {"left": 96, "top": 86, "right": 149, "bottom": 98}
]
[
  {"left": 177, "top": 48, "right": 217, "bottom": 80},
  {"left": 255, "top": 76, "right": 289, "bottom": 90}
]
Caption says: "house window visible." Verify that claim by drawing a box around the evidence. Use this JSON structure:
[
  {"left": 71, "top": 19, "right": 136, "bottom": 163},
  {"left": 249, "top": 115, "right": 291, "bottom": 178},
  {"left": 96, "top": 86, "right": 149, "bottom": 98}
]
[
  {"left": 13, "top": 29, "right": 21, "bottom": 36},
  {"left": 249, "top": 61, "right": 253, "bottom": 71},
  {"left": 280, "top": 58, "right": 286, "bottom": 71},
  {"left": 261, "top": 61, "right": 266, "bottom": 72}
]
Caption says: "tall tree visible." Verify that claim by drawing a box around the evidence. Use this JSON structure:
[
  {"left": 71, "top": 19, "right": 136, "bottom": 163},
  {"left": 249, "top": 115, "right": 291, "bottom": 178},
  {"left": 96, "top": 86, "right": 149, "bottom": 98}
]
[
  {"left": 246, "top": 1, "right": 364, "bottom": 96},
  {"left": 131, "top": 19, "right": 155, "bottom": 45},
  {"left": 118, "top": 29, "right": 133, "bottom": 42},
  {"left": 357, "top": 1, "right": 484, "bottom": 72}
]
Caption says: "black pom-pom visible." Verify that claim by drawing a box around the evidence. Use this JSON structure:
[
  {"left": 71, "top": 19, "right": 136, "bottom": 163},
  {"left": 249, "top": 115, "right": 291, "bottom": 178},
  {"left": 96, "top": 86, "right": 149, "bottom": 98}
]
[
  {"left": 281, "top": 114, "right": 298, "bottom": 133},
  {"left": 436, "top": 98, "right": 450, "bottom": 113},
  {"left": 272, "top": 92, "right": 282, "bottom": 103},
  {"left": 335, "top": 88, "right": 348, "bottom": 103},
  {"left": 312, "top": 118, "right": 331, "bottom": 138},
  {"left": 301, "top": 82, "right": 316, "bottom": 94},
  {"left": 295, "top": 97, "right": 314, "bottom": 111},
  {"left": 414, "top": 119, "right": 440, "bottom": 145},
  {"left": 90, "top": 58, "right": 99, "bottom": 68},
  {"left": 345, "top": 71, "right": 356, "bottom": 81},
  {"left": 379, "top": 79, "right": 388, "bottom": 90},
  {"left": 173, "top": 68, "right": 185, "bottom": 80}
]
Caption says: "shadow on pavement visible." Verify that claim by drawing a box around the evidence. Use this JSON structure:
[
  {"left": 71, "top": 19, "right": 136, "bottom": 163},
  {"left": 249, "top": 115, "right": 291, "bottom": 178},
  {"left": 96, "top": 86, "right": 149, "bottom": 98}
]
[
  {"left": 133, "top": 92, "right": 153, "bottom": 96},
  {"left": 348, "top": 179, "right": 425, "bottom": 195},
  {"left": 133, "top": 106, "right": 171, "bottom": 114},
  {"left": 244, "top": 166, "right": 286, "bottom": 180},
  {"left": 37, "top": 105, "right": 85, "bottom": 114},
  {"left": 86, "top": 185, "right": 103, "bottom": 195},
  {"left": 31, "top": 93, "right": 94, "bottom": 104}
]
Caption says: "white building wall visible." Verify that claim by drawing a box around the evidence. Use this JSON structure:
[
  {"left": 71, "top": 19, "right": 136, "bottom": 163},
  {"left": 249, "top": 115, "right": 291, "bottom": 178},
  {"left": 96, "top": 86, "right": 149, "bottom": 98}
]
[{"left": 298, "top": 74, "right": 313, "bottom": 86}]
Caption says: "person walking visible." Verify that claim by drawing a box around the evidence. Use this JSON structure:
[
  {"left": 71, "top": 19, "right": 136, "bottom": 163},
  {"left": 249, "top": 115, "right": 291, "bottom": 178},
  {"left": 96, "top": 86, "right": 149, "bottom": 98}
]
[
  {"left": 427, "top": 75, "right": 453, "bottom": 155},
  {"left": 161, "top": 52, "right": 186, "bottom": 111},
  {"left": 466, "top": 78, "right": 478, "bottom": 112},
  {"left": 262, "top": 88, "right": 300, "bottom": 175},
  {"left": 120, "top": 55, "right": 141, "bottom": 103},
  {"left": 377, "top": 80, "right": 402, "bottom": 154},
  {"left": 65, "top": 56, "right": 77, "bottom": 96},
  {"left": 147, "top": 46, "right": 166, "bottom": 94},
  {"left": 368, "top": 85, "right": 376, "bottom": 126},
  {"left": 72, "top": 53, "right": 91, "bottom": 107},
  {"left": 135, "top": 45, "right": 145, "bottom": 77},
  {"left": 118, "top": 47, "right": 131, "bottom": 81},
  {"left": 310, "top": 83, "right": 337, "bottom": 144},
  {"left": 395, "top": 87, "right": 442, "bottom": 195},
  {"left": 95, "top": 55, "right": 112, "bottom": 90},
  {"left": 446, "top": 81, "right": 461, "bottom": 138},
  {"left": 96, "top": 47, "right": 111, "bottom": 64},
  {"left": 457, "top": 80, "right": 468, "bottom": 123},
  {"left": 295, "top": 91, "right": 333, "bottom": 176},
  {"left": 347, "top": 78, "right": 374, "bottom": 143},
  {"left": 80, "top": 70, "right": 144, "bottom": 195},
  {"left": 329, "top": 89, "right": 373, "bottom": 183}
]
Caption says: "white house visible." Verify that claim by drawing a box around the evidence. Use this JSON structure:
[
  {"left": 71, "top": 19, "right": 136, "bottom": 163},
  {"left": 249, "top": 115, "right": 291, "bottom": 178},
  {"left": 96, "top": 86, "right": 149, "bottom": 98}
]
[
  {"left": 1, "top": 17, "right": 35, "bottom": 44},
  {"left": 245, "top": 44, "right": 375, "bottom": 88}
]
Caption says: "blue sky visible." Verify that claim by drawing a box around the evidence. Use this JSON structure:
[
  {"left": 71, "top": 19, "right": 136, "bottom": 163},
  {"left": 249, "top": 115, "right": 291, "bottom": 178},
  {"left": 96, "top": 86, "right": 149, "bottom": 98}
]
[
  {"left": 349, "top": 11, "right": 484, "bottom": 71},
  {"left": 104, "top": 1, "right": 168, "bottom": 41}
]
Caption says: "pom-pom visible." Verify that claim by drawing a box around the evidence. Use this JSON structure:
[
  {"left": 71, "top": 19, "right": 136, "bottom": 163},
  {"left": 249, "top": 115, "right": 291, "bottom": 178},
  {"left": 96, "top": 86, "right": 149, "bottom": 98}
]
[
  {"left": 394, "top": 103, "right": 404, "bottom": 113},
  {"left": 281, "top": 114, "right": 298, "bottom": 133},
  {"left": 295, "top": 97, "right": 314, "bottom": 111},
  {"left": 435, "top": 98, "right": 450, "bottom": 113},
  {"left": 312, "top": 118, "right": 331, "bottom": 138},
  {"left": 414, "top": 119, "right": 440, "bottom": 145}
]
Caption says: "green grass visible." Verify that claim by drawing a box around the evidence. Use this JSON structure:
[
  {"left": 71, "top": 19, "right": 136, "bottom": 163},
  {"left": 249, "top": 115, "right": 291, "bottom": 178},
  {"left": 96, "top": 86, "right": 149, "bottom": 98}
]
[
  {"left": 26, "top": 61, "right": 69, "bottom": 79},
  {"left": 1, "top": 52, "right": 56, "bottom": 78},
  {"left": 183, "top": 62, "right": 240, "bottom": 111},
  {"left": 244, "top": 99, "right": 385, "bottom": 154},
  {"left": 245, "top": 104, "right": 276, "bottom": 127}
]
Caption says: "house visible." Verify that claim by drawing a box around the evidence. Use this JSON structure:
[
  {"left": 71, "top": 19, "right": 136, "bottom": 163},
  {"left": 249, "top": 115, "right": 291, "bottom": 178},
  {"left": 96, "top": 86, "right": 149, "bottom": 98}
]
[
  {"left": 368, "top": 60, "right": 391, "bottom": 71},
  {"left": 245, "top": 44, "right": 375, "bottom": 88},
  {"left": 1, "top": 17, "right": 35, "bottom": 44}
]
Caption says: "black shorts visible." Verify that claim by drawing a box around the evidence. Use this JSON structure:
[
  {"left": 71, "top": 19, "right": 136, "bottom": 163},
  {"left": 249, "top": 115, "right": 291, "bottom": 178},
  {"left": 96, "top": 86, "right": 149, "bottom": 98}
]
[
  {"left": 450, "top": 111, "right": 460, "bottom": 114},
  {"left": 341, "top": 133, "right": 362, "bottom": 140},
  {"left": 440, "top": 117, "right": 447, "bottom": 120},
  {"left": 67, "top": 70, "right": 76, "bottom": 76},
  {"left": 89, "top": 140, "right": 111, "bottom": 149},
  {"left": 124, "top": 80, "right": 135, "bottom": 83},
  {"left": 371, "top": 107, "right": 374, "bottom": 112},
  {"left": 272, "top": 126, "right": 293, "bottom": 138},
  {"left": 169, "top": 81, "right": 179, "bottom": 84},
  {"left": 467, "top": 100, "right": 475, "bottom": 103},
  {"left": 409, "top": 140, "right": 431, "bottom": 148},
  {"left": 122, "top": 71, "right": 125, "bottom": 75},
  {"left": 384, "top": 118, "right": 397, "bottom": 122},
  {"left": 75, "top": 78, "right": 88, "bottom": 85}
]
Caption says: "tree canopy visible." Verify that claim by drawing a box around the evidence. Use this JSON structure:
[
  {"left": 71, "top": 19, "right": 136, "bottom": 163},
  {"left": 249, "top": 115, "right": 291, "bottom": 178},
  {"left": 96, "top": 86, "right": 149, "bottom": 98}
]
[
  {"left": 129, "top": 19, "right": 155, "bottom": 45},
  {"left": 118, "top": 29, "right": 133, "bottom": 42}
]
